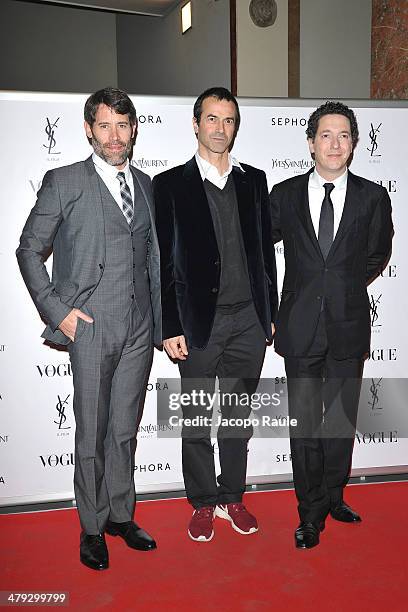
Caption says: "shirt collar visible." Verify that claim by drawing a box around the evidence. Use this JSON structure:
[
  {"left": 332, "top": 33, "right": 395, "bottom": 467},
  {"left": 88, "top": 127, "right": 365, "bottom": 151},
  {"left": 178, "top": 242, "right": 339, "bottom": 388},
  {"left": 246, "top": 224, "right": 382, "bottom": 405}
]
[
  {"left": 195, "top": 152, "right": 245, "bottom": 182},
  {"left": 310, "top": 168, "right": 348, "bottom": 190},
  {"left": 92, "top": 152, "right": 131, "bottom": 182}
]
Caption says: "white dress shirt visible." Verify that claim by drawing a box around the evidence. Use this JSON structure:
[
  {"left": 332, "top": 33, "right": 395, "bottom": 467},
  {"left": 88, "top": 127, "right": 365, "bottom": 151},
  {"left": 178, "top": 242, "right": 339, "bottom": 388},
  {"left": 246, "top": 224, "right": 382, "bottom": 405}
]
[
  {"left": 92, "top": 152, "right": 135, "bottom": 211},
  {"left": 195, "top": 152, "right": 245, "bottom": 190},
  {"left": 308, "top": 168, "right": 348, "bottom": 239}
]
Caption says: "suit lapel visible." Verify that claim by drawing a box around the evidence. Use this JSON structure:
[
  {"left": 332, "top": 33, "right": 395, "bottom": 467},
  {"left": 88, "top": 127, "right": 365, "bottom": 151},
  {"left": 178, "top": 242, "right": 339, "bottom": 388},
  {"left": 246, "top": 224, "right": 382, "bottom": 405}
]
[
  {"left": 327, "top": 171, "right": 359, "bottom": 261},
  {"left": 84, "top": 156, "right": 106, "bottom": 248},
  {"left": 130, "top": 164, "right": 154, "bottom": 223},
  {"left": 232, "top": 166, "right": 253, "bottom": 255},
  {"left": 130, "top": 165, "right": 151, "bottom": 209},
  {"left": 183, "top": 157, "right": 218, "bottom": 241},
  {"left": 293, "top": 170, "right": 323, "bottom": 259}
]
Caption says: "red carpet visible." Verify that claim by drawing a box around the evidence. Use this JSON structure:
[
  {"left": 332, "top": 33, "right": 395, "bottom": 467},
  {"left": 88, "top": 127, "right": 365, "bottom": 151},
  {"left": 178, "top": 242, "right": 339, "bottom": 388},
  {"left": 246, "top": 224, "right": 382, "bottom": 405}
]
[{"left": 0, "top": 483, "right": 406, "bottom": 611}]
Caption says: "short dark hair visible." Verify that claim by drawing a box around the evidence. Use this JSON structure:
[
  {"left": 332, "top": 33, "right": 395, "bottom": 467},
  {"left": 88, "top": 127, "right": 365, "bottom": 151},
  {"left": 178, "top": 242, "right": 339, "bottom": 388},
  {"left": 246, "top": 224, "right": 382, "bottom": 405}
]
[
  {"left": 193, "top": 87, "right": 241, "bottom": 133},
  {"left": 306, "top": 101, "right": 359, "bottom": 147},
  {"left": 84, "top": 87, "right": 137, "bottom": 127}
]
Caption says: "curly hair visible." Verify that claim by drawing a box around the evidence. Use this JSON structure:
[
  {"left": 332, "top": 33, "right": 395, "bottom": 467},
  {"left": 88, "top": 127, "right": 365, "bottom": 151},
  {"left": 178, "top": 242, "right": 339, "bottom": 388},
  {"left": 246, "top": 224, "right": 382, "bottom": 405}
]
[{"left": 306, "top": 101, "right": 359, "bottom": 147}]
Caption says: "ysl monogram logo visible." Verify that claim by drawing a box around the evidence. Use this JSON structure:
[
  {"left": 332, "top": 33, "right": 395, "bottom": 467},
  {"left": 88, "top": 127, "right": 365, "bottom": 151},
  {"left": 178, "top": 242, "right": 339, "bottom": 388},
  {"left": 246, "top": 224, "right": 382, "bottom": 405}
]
[
  {"left": 54, "top": 394, "right": 71, "bottom": 430},
  {"left": 43, "top": 117, "right": 61, "bottom": 154},
  {"left": 368, "top": 378, "right": 382, "bottom": 411},
  {"left": 369, "top": 294, "right": 382, "bottom": 327},
  {"left": 367, "top": 123, "right": 382, "bottom": 157}
]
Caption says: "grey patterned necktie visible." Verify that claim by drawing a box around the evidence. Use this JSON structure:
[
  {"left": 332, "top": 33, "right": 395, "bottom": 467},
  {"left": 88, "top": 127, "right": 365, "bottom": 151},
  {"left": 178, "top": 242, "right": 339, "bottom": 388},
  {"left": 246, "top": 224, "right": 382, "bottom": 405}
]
[
  {"left": 117, "top": 172, "right": 134, "bottom": 225},
  {"left": 318, "top": 183, "right": 335, "bottom": 260}
]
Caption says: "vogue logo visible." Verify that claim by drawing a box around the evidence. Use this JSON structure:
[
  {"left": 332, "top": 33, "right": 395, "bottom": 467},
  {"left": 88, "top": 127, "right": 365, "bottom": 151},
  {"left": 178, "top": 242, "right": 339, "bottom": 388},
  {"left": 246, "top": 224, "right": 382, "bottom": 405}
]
[
  {"left": 375, "top": 179, "right": 397, "bottom": 193},
  {"left": 369, "top": 348, "right": 397, "bottom": 361},
  {"left": 380, "top": 264, "right": 397, "bottom": 278},
  {"left": 29, "top": 179, "right": 42, "bottom": 193},
  {"left": 37, "top": 364, "right": 72, "bottom": 377},
  {"left": 355, "top": 431, "right": 397, "bottom": 444},
  {"left": 39, "top": 453, "right": 74, "bottom": 467}
]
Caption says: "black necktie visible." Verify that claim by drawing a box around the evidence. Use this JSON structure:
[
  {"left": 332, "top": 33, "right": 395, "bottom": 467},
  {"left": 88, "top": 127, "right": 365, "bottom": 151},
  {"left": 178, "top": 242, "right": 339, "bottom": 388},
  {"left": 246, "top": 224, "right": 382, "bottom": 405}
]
[{"left": 318, "top": 183, "right": 335, "bottom": 260}]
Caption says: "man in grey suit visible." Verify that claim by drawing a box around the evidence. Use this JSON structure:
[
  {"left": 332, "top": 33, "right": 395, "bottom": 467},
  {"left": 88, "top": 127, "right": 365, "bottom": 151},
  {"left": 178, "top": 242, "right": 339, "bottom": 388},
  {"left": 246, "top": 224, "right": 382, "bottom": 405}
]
[{"left": 17, "top": 87, "right": 161, "bottom": 570}]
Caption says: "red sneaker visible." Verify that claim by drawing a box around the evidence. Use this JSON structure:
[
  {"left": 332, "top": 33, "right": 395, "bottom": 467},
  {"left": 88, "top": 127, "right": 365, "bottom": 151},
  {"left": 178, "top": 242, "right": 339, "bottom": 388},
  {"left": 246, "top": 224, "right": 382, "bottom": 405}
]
[
  {"left": 188, "top": 506, "right": 215, "bottom": 542},
  {"left": 215, "top": 503, "right": 258, "bottom": 535}
]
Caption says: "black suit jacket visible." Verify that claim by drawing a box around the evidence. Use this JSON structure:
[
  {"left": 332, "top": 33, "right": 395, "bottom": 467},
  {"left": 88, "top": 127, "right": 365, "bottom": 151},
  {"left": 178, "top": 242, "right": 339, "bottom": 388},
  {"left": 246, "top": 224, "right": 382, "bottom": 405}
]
[
  {"left": 153, "top": 157, "right": 278, "bottom": 349},
  {"left": 270, "top": 169, "right": 393, "bottom": 359}
]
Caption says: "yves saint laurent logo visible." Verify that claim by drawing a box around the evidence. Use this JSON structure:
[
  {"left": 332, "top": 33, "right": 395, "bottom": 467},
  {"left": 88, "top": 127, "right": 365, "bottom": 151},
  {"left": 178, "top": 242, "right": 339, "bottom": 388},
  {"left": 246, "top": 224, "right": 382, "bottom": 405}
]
[
  {"left": 43, "top": 117, "right": 61, "bottom": 155},
  {"left": 369, "top": 293, "right": 382, "bottom": 328},
  {"left": 367, "top": 123, "right": 382, "bottom": 157},
  {"left": 368, "top": 378, "right": 382, "bottom": 411},
  {"left": 54, "top": 394, "right": 71, "bottom": 430}
]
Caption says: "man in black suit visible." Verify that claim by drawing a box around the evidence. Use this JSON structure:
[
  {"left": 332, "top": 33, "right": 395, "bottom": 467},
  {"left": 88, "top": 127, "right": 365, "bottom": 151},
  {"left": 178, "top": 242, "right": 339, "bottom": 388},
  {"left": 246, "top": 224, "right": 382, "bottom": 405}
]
[
  {"left": 153, "top": 87, "right": 278, "bottom": 542},
  {"left": 270, "top": 101, "right": 393, "bottom": 549}
]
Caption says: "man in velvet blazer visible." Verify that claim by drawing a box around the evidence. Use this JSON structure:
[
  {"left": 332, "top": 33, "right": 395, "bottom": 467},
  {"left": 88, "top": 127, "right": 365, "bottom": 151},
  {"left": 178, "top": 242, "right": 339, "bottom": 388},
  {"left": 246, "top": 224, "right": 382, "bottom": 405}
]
[
  {"left": 270, "top": 101, "right": 393, "bottom": 549},
  {"left": 153, "top": 88, "right": 278, "bottom": 542}
]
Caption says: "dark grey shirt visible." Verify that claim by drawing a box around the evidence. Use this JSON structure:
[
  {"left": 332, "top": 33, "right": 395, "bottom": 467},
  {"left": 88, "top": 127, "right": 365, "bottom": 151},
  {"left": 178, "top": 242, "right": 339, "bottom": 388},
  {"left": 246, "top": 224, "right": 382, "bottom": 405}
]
[{"left": 203, "top": 173, "right": 252, "bottom": 307}]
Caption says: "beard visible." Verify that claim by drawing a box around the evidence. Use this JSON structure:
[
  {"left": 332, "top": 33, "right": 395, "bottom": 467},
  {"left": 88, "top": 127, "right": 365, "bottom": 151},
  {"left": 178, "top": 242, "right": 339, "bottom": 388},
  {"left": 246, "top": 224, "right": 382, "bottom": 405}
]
[{"left": 91, "top": 134, "right": 133, "bottom": 167}]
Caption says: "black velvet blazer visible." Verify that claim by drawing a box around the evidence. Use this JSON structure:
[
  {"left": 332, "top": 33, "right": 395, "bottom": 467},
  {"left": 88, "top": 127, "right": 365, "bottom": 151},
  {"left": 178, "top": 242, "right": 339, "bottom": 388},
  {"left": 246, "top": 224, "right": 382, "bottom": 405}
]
[{"left": 153, "top": 157, "right": 278, "bottom": 349}]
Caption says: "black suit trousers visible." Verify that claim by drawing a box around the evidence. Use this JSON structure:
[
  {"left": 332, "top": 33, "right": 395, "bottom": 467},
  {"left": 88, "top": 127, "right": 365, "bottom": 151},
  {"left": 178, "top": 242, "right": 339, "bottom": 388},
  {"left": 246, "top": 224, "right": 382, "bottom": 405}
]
[
  {"left": 179, "top": 302, "right": 266, "bottom": 509},
  {"left": 284, "top": 313, "right": 364, "bottom": 523}
]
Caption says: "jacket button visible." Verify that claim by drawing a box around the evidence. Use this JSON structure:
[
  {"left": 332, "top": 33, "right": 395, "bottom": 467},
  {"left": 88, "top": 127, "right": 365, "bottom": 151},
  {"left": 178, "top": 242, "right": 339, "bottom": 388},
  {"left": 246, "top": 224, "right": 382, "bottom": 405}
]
[
  {"left": 131, "top": 294, "right": 135, "bottom": 299},
  {"left": 99, "top": 264, "right": 104, "bottom": 270},
  {"left": 212, "top": 287, "right": 218, "bottom": 293},
  {"left": 317, "top": 295, "right": 321, "bottom": 300},
  {"left": 214, "top": 260, "right": 220, "bottom": 266}
]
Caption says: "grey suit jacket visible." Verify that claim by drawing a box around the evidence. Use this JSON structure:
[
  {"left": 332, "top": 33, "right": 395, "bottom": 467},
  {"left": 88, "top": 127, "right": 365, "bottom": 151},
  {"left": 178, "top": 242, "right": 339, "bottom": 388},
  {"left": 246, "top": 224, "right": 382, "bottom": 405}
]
[{"left": 17, "top": 156, "right": 162, "bottom": 346}]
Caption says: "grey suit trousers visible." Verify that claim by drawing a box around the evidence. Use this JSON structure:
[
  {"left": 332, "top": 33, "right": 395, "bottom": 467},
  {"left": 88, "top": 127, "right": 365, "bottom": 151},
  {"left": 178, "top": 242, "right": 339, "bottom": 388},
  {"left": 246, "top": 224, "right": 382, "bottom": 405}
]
[{"left": 68, "top": 302, "right": 153, "bottom": 535}]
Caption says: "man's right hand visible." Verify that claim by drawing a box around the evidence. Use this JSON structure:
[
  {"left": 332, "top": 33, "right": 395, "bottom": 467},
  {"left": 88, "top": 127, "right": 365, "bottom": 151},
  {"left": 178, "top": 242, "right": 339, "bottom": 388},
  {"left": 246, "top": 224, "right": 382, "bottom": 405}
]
[
  {"left": 163, "top": 335, "right": 188, "bottom": 360},
  {"left": 58, "top": 308, "right": 94, "bottom": 342}
]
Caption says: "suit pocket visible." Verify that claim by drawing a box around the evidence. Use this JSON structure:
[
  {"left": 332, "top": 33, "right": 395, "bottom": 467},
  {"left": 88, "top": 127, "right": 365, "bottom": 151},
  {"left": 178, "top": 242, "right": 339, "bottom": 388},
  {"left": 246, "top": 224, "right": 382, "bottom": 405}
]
[
  {"left": 73, "top": 317, "right": 88, "bottom": 342},
  {"left": 281, "top": 290, "right": 295, "bottom": 303},
  {"left": 175, "top": 280, "right": 186, "bottom": 297}
]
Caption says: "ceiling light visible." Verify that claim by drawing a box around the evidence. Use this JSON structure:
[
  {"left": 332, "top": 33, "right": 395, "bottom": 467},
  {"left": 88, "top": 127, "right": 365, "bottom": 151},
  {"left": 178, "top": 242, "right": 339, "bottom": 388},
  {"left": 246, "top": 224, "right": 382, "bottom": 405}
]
[{"left": 181, "top": 2, "right": 192, "bottom": 34}]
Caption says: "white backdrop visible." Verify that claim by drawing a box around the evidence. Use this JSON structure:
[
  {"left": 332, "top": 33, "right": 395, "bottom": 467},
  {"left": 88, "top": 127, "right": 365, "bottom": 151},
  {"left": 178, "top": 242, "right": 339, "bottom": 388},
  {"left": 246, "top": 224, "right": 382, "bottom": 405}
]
[{"left": 0, "top": 92, "right": 407, "bottom": 506}]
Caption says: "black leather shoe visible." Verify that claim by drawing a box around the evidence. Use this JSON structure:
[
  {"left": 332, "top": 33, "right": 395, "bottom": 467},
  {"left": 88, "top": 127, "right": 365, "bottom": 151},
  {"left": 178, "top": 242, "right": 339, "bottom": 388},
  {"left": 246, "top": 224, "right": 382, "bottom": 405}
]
[
  {"left": 80, "top": 532, "right": 109, "bottom": 570},
  {"left": 295, "top": 521, "right": 325, "bottom": 549},
  {"left": 105, "top": 520, "right": 157, "bottom": 551},
  {"left": 330, "top": 502, "right": 362, "bottom": 523}
]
